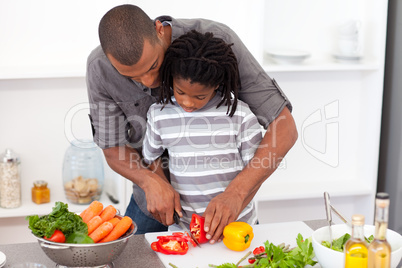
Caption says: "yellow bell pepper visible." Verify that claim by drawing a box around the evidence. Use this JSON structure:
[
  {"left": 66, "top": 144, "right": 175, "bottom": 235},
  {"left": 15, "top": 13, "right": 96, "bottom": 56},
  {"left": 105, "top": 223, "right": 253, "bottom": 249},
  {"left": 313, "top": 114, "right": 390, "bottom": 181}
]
[{"left": 222, "top": 221, "right": 254, "bottom": 251}]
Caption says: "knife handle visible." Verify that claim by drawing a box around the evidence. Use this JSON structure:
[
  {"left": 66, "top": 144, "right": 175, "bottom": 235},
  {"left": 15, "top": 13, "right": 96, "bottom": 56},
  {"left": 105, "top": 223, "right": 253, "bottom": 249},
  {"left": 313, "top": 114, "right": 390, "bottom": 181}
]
[{"left": 173, "top": 210, "right": 181, "bottom": 225}]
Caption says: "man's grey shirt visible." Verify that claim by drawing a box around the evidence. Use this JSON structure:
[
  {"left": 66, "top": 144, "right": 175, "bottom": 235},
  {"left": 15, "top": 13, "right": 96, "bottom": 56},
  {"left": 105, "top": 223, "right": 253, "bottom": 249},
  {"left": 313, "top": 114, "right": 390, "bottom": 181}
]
[{"left": 86, "top": 16, "right": 292, "bottom": 218}]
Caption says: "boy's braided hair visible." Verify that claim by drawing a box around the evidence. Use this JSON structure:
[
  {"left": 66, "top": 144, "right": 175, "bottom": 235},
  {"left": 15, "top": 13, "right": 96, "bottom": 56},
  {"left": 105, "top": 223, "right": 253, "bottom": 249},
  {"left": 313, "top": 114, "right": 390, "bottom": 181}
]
[{"left": 159, "top": 30, "right": 239, "bottom": 116}]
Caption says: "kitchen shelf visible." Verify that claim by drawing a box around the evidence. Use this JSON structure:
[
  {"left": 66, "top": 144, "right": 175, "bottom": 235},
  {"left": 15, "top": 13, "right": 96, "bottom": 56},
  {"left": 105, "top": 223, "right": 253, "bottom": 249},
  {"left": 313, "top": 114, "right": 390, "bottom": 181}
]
[
  {"left": 0, "top": 192, "right": 125, "bottom": 219},
  {"left": 263, "top": 58, "right": 380, "bottom": 73},
  {"left": 255, "top": 179, "right": 372, "bottom": 202},
  {"left": 0, "top": 65, "right": 86, "bottom": 80},
  {"left": 0, "top": 57, "right": 380, "bottom": 80}
]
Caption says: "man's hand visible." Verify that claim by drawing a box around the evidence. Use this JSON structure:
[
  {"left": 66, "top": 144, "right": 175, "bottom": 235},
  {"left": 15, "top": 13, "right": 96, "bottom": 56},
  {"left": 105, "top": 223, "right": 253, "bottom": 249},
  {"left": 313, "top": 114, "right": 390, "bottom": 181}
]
[
  {"left": 202, "top": 192, "right": 243, "bottom": 243},
  {"left": 103, "top": 146, "right": 181, "bottom": 226},
  {"left": 143, "top": 172, "right": 182, "bottom": 226}
]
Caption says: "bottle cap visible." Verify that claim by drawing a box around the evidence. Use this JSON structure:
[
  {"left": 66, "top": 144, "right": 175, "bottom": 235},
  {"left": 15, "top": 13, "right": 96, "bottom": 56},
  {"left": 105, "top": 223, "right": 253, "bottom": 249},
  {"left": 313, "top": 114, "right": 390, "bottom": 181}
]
[
  {"left": 33, "top": 180, "right": 48, "bottom": 187},
  {"left": 351, "top": 214, "right": 365, "bottom": 225},
  {"left": 376, "top": 192, "right": 389, "bottom": 200},
  {"left": 376, "top": 192, "right": 390, "bottom": 208},
  {"left": 0, "top": 149, "right": 20, "bottom": 163}
]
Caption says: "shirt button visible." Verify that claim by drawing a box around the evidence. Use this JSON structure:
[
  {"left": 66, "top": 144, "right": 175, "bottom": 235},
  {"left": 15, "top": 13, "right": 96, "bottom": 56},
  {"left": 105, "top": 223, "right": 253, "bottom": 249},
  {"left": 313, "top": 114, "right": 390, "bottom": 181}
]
[
  {"left": 143, "top": 88, "right": 148, "bottom": 92},
  {"left": 134, "top": 103, "right": 139, "bottom": 107}
]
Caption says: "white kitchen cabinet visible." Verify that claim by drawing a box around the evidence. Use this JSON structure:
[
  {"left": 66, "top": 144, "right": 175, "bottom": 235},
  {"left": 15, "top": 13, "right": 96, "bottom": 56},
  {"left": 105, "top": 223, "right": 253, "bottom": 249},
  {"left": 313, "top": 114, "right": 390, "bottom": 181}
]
[
  {"left": 0, "top": 0, "right": 388, "bottom": 243},
  {"left": 255, "top": 0, "right": 389, "bottom": 224}
]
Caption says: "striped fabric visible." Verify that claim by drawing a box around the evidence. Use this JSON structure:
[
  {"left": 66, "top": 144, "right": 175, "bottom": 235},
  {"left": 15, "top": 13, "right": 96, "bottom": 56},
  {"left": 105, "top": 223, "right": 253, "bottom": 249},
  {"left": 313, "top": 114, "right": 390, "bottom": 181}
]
[{"left": 142, "top": 94, "right": 262, "bottom": 225}]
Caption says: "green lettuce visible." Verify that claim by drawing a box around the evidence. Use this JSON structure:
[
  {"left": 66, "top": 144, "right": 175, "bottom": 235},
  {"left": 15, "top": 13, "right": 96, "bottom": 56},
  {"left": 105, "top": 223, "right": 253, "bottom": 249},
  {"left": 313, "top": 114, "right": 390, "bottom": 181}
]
[{"left": 26, "top": 201, "right": 88, "bottom": 239}]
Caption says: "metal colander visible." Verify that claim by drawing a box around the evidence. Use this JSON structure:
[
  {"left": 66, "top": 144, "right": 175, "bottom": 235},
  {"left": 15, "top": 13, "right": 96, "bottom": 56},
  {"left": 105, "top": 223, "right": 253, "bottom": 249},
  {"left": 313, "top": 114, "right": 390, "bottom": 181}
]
[{"left": 35, "top": 216, "right": 137, "bottom": 268}]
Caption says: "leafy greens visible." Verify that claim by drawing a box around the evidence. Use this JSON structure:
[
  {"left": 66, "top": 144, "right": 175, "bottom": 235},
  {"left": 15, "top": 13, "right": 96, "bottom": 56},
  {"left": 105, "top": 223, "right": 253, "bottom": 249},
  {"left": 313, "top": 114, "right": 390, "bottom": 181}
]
[
  {"left": 321, "top": 233, "right": 375, "bottom": 252},
  {"left": 26, "top": 201, "right": 88, "bottom": 239},
  {"left": 210, "top": 234, "right": 317, "bottom": 268}
]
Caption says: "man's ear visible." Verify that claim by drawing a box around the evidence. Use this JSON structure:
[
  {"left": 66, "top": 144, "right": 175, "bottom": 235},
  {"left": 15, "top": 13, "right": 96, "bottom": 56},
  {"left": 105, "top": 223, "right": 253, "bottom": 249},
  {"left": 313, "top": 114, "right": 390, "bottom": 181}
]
[{"left": 155, "top": 20, "right": 164, "bottom": 38}]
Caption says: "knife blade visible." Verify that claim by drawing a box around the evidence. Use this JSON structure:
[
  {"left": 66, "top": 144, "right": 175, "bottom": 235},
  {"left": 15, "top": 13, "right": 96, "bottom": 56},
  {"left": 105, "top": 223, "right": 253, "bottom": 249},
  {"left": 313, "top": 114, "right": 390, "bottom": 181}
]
[{"left": 173, "top": 210, "right": 202, "bottom": 248}]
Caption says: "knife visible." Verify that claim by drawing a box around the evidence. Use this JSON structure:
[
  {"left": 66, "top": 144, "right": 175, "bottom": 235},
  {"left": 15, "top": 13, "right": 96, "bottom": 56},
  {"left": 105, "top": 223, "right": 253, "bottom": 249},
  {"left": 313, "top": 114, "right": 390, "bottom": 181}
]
[{"left": 173, "top": 210, "right": 202, "bottom": 248}]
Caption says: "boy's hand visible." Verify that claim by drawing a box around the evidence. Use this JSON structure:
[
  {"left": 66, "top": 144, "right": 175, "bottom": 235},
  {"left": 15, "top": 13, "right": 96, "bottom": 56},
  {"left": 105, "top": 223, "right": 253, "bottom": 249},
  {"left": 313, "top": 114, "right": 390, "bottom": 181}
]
[{"left": 202, "top": 192, "right": 242, "bottom": 243}]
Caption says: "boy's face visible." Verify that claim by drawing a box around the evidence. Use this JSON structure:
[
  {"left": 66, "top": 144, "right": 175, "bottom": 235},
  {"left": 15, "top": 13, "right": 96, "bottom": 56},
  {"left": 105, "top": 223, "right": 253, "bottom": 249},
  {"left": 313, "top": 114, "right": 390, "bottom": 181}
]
[
  {"left": 173, "top": 77, "right": 217, "bottom": 113},
  {"left": 107, "top": 38, "right": 167, "bottom": 89}
]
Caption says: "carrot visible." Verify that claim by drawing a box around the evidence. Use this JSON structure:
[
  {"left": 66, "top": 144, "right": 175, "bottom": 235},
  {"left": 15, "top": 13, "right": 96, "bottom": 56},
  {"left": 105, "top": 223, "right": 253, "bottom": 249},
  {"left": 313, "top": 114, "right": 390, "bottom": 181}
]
[
  {"left": 108, "top": 217, "right": 120, "bottom": 227},
  {"left": 99, "top": 205, "right": 117, "bottom": 222},
  {"left": 87, "top": 216, "right": 103, "bottom": 235},
  {"left": 99, "top": 216, "right": 132, "bottom": 243},
  {"left": 89, "top": 221, "right": 113, "bottom": 243},
  {"left": 81, "top": 201, "right": 103, "bottom": 223},
  {"left": 80, "top": 210, "right": 87, "bottom": 219}
]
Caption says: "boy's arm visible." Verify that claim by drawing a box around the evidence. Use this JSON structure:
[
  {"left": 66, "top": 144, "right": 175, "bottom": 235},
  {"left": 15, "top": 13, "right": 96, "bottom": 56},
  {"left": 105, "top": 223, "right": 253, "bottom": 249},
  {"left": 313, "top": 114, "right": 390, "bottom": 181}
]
[{"left": 203, "top": 107, "right": 298, "bottom": 243}]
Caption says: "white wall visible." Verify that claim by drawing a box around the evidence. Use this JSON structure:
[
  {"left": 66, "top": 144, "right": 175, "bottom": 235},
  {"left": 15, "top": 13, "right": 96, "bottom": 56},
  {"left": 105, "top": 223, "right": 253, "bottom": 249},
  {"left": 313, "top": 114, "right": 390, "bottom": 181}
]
[
  {"left": 0, "top": 0, "right": 265, "bottom": 244},
  {"left": 0, "top": 0, "right": 265, "bottom": 77},
  {"left": 0, "top": 0, "right": 387, "bottom": 243}
]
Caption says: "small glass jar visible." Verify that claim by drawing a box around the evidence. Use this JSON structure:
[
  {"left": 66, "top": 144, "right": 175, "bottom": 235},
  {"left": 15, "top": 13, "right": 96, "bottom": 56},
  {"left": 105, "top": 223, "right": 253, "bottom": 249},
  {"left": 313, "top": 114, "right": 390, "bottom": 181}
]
[
  {"left": 62, "top": 139, "right": 104, "bottom": 204},
  {"left": 0, "top": 149, "right": 21, "bottom": 208},
  {"left": 32, "top": 180, "right": 50, "bottom": 204}
]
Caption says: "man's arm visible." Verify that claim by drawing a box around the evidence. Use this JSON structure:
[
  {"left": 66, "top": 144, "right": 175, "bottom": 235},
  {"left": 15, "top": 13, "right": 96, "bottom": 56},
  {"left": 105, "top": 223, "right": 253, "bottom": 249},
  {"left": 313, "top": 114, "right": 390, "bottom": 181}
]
[
  {"left": 203, "top": 107, "right": 298, "bottom": 243},
  {"left": 102, "top": 146, "right": 181, "bottom": 225}
]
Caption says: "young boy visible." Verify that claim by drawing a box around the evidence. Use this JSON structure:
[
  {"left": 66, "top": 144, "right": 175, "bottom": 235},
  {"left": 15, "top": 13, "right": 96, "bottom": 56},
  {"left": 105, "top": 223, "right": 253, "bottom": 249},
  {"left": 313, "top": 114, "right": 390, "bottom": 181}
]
[{"left": 142, "top": 30, "right": 262, "bottom": 226}]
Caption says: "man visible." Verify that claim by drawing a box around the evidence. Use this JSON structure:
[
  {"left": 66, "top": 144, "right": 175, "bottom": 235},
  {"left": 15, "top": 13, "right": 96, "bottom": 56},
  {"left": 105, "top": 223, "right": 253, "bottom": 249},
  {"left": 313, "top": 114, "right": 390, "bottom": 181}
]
[{"left": 86, "top": 4, "right": 297, "bottom": 243}]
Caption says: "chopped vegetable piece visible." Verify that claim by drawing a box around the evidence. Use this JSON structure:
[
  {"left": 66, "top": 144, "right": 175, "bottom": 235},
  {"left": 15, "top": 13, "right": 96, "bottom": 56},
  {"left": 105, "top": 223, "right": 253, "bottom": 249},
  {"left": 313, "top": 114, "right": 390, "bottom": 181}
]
[
  {"left": 151, "top": 232, "right": 193, "bottom": 255},
  {"left": 189, "top": 214, "right": 208, "bottom": 244}
]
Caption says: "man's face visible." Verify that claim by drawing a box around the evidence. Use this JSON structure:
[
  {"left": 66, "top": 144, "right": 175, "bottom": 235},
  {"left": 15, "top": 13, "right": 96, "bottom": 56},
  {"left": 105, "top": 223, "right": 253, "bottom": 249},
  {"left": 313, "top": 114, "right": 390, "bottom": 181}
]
[{"left": 107, "top": 38, "right": 167, "bottom": 89}]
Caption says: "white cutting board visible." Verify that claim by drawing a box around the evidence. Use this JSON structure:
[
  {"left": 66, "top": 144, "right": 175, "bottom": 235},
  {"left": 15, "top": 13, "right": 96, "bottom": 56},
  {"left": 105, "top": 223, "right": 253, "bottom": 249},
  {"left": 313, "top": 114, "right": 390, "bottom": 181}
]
[{"left": 145, "top": 221, "right": 315, "bottom": 268}]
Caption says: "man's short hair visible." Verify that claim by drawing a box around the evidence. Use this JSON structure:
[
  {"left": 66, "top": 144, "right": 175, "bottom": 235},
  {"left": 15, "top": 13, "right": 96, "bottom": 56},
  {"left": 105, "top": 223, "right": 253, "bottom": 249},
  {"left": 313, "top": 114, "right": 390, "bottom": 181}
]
[{"left": 99, "top": 4, "right": 158, "bottom": 65}]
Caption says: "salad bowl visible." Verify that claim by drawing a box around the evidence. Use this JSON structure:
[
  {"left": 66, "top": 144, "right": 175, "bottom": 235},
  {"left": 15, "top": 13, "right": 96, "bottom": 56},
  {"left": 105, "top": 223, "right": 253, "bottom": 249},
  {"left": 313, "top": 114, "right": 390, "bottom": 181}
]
[{"left": 312, "top": 224, "right": 402, "bottom": 268}]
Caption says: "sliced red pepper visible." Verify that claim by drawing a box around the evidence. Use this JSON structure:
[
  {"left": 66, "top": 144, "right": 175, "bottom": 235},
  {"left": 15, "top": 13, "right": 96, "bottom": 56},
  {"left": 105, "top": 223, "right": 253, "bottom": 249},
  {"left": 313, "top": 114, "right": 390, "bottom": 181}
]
[
  {"left": 151, "top": 232, "right": 190, "bottom": 255},
  {"left": 189, "top": 214, "right": 208, "bottom": 244},
  {"left": 184, "top": 231, "right": 197, "bottom": 247}
]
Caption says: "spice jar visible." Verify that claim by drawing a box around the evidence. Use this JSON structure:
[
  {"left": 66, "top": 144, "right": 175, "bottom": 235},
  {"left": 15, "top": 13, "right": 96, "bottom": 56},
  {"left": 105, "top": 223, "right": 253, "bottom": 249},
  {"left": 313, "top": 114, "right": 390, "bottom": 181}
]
[
  {"left": 0, "top": 149, "right": 21, "bottom": 208},
  {"left": 32, "top": 180, "right": 50, "bottom": 204},
  {"left": 62, "top": 139, "right": 104, "bottom": 204}
]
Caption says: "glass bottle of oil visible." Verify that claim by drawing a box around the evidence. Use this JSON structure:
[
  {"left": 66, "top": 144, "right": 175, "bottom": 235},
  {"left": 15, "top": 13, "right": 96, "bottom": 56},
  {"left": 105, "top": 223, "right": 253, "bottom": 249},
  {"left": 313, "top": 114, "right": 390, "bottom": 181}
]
[
  {"left": 344, "top": 214, "right": 368, "bottom": 268},
  {"left": 368, "top": 192, "right": 391, "bottom": 268}
]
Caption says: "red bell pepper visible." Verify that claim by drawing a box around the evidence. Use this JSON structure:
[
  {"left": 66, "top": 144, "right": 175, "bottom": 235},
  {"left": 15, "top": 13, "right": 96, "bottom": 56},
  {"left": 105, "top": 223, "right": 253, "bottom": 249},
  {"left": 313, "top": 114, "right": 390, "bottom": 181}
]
[
  {"left": 151, "top": 232, "right": 190, "bottom": 255},
  {"left": 189, "top": 214, "right": 208, "bottom": 244},
  {"left": 44, "top": 229, "right": 66, "bottom": 243}
]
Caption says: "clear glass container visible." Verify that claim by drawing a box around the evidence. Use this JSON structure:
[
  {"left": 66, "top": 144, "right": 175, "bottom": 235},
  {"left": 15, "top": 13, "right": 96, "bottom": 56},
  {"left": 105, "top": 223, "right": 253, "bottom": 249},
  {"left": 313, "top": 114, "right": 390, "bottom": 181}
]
[
  {"left": 0, "top": 148, "right": 21, "bottom": 208},
  {"left": 368, "top": 192, "right": 391, "bottom": 268},
  {"left": 62, "top": 139, "right": 104, "bottom": 204},
  {"left": 344, "top": 214, "right": 368, "bottom": 268}
]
